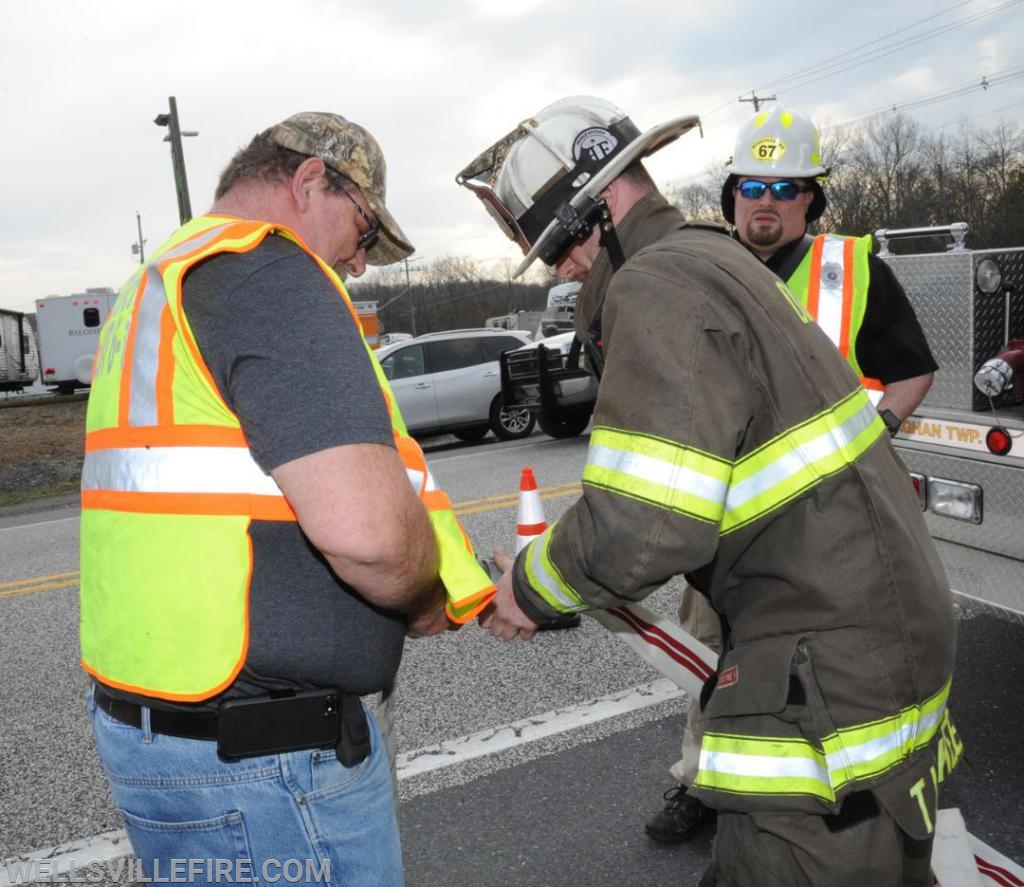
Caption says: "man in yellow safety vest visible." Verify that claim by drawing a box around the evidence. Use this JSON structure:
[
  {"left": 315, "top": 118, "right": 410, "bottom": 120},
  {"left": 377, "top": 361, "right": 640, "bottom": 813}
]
[{"left": 80, "top": 111, "right": 495, "bottom": 886}]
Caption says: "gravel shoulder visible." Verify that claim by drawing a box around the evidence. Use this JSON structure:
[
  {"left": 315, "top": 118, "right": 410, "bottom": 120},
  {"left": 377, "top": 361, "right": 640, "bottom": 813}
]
[{"left": 0, "top": 394, "right": 87, "bottom": 506}]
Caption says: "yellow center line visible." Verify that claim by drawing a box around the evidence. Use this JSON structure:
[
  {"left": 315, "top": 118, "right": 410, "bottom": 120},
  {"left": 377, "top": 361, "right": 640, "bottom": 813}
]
[
  {"left": 0, "top": 572, "right": 81, "bottom": 599},
  {"left": 1, "top": 481, "right": 583, "bottom": 600}
]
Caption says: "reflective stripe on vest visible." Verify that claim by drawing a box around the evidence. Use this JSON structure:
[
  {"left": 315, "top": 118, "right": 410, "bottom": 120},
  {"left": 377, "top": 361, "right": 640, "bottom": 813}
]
[
  {"left": 694, "top": 679, "right": 952, "bottom": 802},
  {"left": 789, "top": 233, "right": 884, "bottom": 397},
  {"left": 522, "top": 389, "right": 885, "bottom": 613}
]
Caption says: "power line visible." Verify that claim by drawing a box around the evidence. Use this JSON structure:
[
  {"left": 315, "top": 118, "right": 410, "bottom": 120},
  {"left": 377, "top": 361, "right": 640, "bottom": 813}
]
[
  {"left": 698, "top": 0, "right": 1023, "bottom": 127},
  {"left": 698, "top": 1, "right": 976, "bottom": 121},
  {"left": 756, "top": 0, "right": 989, "bottom": 93},
  {"left": 924, "top": 98, "right": 1024, "bottom": 133},
  {"left": 822, "top": 68, "right": 1024, "bottom": 132}
]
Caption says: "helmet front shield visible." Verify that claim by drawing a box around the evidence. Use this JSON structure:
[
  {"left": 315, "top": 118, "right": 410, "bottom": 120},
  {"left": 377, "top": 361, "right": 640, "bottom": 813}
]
[{"left": 456, "top": 128, "right": 532, "bottom": 254}]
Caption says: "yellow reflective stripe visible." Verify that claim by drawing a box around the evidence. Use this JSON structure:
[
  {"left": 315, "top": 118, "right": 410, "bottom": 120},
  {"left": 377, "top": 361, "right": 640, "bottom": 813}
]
[
  {"left": 722, "top": 390, "right": 883, "bottom": 533},
  {"left": 583, "top": 427, "right": 730, "bottom": 524},
  {"left": 697, "top": 734, "right": 835, "bottom": 800},
  {"left": 578, "top": 393, "right": 881, "bottom": 536},
  {"left": 823, "top": 679, "right": 950, "bottom": 787},
  {"left": 696, "top": 680, "right": 952, "bottom": 799},
  {"left": 523, "top": 523, "right": 588, "bottom": 613}
]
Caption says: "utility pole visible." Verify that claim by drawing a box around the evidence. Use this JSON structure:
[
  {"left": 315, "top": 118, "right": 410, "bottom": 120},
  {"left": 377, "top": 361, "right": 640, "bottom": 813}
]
[
  {"left": 153, "top": 96, "right": 198, "bottom": 224},
  {"left": 739, "top": 91, "right": 777, "bottom": 112},
  {"left": 404, "top": 258, "right": 417, "bottom": 336},
  {"left": 130, "top": 211, "right": 147, "bottom": 264},
  {"left": 379, "top": 256, "right": 421, "bottom": 334}
]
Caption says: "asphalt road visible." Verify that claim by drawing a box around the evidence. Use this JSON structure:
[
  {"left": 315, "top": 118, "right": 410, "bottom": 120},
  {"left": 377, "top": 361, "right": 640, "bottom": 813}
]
[{"left": 1, "top": 429, "right": 1022, "bottom": 886}]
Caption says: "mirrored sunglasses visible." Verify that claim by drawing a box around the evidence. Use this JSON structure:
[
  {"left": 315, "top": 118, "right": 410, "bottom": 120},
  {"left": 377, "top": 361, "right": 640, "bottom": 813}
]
[{"left": 736, "top": 180, "right": 809, "bottom": 202}]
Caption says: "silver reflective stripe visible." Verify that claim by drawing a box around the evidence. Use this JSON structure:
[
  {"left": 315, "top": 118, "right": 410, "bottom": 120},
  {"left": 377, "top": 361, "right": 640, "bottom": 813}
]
[
  {"left": 406, "top": 467, "right": 439, "bottom": 494},
  {"left": 406, "top": 468, "right": 425, "bottom": 492},
  {"left": 82, "top": 447, "right": 282, "bottom": 496},
  {"left": 128, "top": 224, "right": 234, "bottom": 426},
  {"left": 700, "top": 749, "right": 830, "bottom": 783},
  {"left": 587, "top": 443, "right": 728, "bottom": 506},
  {"left": 127, "top": 266, "right": 166, "bottom": 426},
  {"left": 725, "top": 397, "right": 878, "bottom": 513},
  {"left": 826, "top": 702, "right": 945, "bottom": 777},
  {"left": 815, "top": 236, "right": 846, "bottom": 349}
]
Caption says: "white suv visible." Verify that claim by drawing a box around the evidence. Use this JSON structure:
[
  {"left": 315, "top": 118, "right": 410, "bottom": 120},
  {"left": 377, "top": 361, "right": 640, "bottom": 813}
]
[{"left": 376, "top": 328, "right": 535, "bottom": 441}]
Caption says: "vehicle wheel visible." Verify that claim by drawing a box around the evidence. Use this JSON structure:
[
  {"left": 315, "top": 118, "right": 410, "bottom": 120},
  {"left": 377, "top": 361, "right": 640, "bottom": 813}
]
[
  {"left": 489, "top": 396, "right": 535, "bottom": 441},
  {"left": 538, "top": 407, "right": 592, "bottom": 439},
  {"left": 56, "top": 383, "right": 77, "bottom": 396},
  {"left": 454, "top": 425, "right": 489, "bottom": 442}
]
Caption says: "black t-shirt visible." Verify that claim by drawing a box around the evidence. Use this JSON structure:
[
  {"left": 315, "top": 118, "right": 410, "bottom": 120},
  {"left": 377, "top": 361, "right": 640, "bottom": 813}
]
[
  {"left": 111, "top": 232, "right": 406, "bottom": 710},
  {"left": 765, "top": 236, "right": 938, "bottom": 383}
]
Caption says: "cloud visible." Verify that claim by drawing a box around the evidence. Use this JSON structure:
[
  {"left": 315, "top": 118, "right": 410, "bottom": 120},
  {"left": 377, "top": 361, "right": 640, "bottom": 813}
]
[{"left": 0, "top": 0, "right": 1021, "bottom": 311}]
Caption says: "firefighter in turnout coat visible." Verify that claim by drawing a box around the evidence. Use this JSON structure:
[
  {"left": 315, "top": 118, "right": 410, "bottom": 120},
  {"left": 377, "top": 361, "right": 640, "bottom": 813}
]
[{"left": 457, "top": 96, "right": 961, "bottom": 886}]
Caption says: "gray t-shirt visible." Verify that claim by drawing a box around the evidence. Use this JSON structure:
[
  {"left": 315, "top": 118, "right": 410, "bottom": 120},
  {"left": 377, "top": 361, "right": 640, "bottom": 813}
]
[{"left": 177, "top": 233, "right": 406, "bottom": 701}]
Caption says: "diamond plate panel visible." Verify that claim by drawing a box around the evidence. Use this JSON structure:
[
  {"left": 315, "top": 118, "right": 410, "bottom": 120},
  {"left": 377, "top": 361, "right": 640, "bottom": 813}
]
[
  {"left": 883, "top": 253, "right": 974, "bottom": 409},
  {"left": 936, "top": 539, "right": 1024, "bottom": 618},
  {"left": 898, "top": 447, "right": 1024, "bottom": 560},
  {"left": 882, "top": 248, "right": 1024, "bottom": 412}
]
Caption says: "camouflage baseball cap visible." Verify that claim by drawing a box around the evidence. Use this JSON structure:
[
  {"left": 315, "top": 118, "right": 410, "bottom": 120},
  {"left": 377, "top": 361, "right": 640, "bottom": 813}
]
[{"left": 267, "top": 112, "right": 414, "bottom": 266}]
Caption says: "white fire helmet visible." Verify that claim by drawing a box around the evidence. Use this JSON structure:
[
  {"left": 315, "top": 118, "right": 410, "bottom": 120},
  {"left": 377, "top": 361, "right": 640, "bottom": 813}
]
[
  {"left": 720, "top": 105, "right": 829, "bottom": 224},
  {"left": 457, "top": 96, "right": 700, "bottom": 276}
]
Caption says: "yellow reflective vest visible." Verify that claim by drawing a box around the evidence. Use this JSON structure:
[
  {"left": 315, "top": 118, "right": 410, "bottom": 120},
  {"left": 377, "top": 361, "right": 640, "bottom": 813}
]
[
  {"left": 80, "top": 215, "right": 495, "bottom": 702},
  {"left": 786, "top": 233, "right": 885, "bottom": 402}
]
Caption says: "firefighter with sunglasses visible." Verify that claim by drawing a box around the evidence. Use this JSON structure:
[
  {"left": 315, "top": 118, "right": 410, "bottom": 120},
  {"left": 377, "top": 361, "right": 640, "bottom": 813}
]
[{"left": 648, "top": 106, "right": 941, "bottom": 852}]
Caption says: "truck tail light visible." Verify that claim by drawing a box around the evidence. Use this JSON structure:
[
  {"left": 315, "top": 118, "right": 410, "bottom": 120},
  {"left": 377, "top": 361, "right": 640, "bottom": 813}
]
[
  {"left": 908, "top": 473, "right": 927, "bottom": 509},
  {"left": 985, "top": 427, "right": 1013, "bottom": 456},
  {"left": 926, "top": 478, "right": 983, "bottom": 524}
]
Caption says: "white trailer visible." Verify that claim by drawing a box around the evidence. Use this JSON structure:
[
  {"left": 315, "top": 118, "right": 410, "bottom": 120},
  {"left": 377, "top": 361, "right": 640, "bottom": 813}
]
[
  {"left": 34, "top": 288, "right": 116, "bottom": 394},
  {"left": 0, "top": 308, "right": 39, "bottom": 392}
]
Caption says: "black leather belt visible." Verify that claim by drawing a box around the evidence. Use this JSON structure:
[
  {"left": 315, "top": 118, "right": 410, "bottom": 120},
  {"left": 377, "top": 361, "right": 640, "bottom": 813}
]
[
  {"left": 93, "top": 683, "right": 370, "bottom": 766},
  {"left": 94, "top": 685, "right": 218, "bottom": 740}
]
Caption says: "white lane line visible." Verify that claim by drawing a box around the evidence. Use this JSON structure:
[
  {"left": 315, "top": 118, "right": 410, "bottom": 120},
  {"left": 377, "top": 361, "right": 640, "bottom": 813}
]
[
  {"left": 396, "top": 678, "right": 683, "bottom": 779},
  {"left": 0, "top": 515, "right": 79, "bottom": 532},
  {"left": 0, "top": 679, "right": 682, "bottom": 881},
  {"left": 0, "top": 831, "right": 130, "bottom": 886}
]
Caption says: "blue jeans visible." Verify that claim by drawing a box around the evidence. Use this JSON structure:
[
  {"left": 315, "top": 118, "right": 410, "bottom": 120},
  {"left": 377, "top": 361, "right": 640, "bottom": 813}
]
[{"left": 88, "top": 688, "right": 403, "bottom": 886}]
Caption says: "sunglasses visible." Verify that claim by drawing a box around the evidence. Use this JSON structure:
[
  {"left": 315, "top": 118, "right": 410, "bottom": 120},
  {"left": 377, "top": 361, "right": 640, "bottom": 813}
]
[
  {"left": 342, "top": 188, "right": 381, "bottom": 251},
  {"left": 736, "top": 180, "right": 810, "bottom": 202}
]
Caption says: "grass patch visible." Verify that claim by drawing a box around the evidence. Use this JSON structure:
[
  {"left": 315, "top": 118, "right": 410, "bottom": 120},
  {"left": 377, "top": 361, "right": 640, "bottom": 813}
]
[{"left": 0, "top": 481, "right": 81, "bottom": 509}]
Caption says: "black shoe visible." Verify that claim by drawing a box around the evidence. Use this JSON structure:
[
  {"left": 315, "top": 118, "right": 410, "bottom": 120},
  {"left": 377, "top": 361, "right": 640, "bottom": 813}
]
[
  {"left": 644, "top": 785, "right": 716, "bottom": 844},
  {"left": 537, "top": 613, "right": 582, "bottom": 631}
]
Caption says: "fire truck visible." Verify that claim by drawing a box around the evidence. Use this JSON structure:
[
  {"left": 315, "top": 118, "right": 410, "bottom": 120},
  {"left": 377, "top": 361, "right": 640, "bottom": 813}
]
[{"left": 880, "top": 223, "right": 1024, "bottom": 616}]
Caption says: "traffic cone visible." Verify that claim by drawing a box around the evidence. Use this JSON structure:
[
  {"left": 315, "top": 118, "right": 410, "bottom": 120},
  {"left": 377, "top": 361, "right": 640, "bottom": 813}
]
[
  {"left": 515, "top": 467, "right": 582, "bottom": 630},
  {"left": 515, "top": 466, "right": 548, "bottom": 553}
]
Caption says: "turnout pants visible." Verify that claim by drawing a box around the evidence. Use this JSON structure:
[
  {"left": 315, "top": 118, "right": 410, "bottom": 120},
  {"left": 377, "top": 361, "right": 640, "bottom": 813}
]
[{"left": 705, "top": 807, "right": 934, "bottom": 887}]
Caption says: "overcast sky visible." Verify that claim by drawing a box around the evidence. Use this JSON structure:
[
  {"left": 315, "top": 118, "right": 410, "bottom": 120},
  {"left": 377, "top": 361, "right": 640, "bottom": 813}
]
[{"left": 1, "top": 0, "right": 1021, "bottom": 313}]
